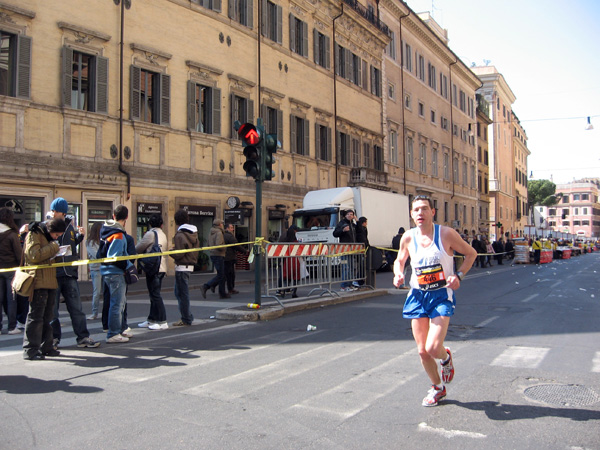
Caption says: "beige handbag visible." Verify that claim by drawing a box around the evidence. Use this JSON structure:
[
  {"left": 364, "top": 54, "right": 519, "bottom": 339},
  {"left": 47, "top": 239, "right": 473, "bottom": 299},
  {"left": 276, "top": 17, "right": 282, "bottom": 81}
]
[{"left": 12, "top": 248, "right": 35, "bottom": 298}]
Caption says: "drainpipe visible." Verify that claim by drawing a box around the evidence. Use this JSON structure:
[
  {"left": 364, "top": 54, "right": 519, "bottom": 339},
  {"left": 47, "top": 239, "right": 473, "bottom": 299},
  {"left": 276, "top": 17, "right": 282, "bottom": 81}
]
[
  {"left": 398, "top": 9, "right": 409, "bottom": 195},
  {"left": 258, "top": 0, "right": 262, "bottom": 114},
  {"left": 117, "top": 0, "right": 131, "bottom": 200},
  {"left": 449, "top": 59, "right": 457, "bottom": 200},
  {"left": 333, "top": 4, "right": 343, "bottom": 188}
]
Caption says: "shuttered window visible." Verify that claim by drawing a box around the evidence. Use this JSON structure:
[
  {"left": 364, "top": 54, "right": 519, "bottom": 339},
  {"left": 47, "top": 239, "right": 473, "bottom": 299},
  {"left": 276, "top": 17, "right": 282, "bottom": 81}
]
[
  {"left": 61, "top": 47, "right": 108, "bottom": 114},
  {"left": 0, "top": 32, "right": 32, "bottom": 99},
  {"left": 130, "top": 66, "right": 170, "bottom": 125},
  {"left": 187, "top": 81, "right": 221, "bottom": 135}
]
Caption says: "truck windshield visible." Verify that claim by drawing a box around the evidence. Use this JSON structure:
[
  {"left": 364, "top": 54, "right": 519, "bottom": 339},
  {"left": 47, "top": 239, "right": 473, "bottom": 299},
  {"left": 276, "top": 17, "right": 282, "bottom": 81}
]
[{"left": 294, "top": 213, "right": 337, "bottom": 230}]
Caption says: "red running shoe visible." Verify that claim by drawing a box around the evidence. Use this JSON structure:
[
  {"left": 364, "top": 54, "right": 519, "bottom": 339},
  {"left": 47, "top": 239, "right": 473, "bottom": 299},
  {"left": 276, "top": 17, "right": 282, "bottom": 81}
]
[
  {"left": 441, "top": 347, "right": 454, "bottom": 384},
  {"left": 422, "top": 385, "right": 447, "bottom": 407}
]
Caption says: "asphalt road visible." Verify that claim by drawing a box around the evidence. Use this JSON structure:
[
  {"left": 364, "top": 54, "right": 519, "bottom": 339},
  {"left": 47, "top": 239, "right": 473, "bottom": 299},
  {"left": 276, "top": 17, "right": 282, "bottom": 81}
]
[{"left": 1, "top": 253, "right": 599, "bottom": 449}]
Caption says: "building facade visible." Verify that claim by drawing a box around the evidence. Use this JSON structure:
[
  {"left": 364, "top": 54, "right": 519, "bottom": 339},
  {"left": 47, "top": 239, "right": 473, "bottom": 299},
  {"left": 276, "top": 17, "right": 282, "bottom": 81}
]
[
  {"left": 476, "top": 93, "right": 492, "bottom": 236},
  {"left": 512, "top": 111, "right": 529, "bottom": 236},
  {"left": 544, "top": 180, "right": 600, "bottom": 238}
]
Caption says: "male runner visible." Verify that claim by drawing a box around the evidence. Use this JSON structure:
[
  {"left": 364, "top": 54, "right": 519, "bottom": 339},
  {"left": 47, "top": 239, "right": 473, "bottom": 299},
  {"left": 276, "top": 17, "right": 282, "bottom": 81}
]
[{"left": 393, "top": 195, "right": 477, "bottom": 406}]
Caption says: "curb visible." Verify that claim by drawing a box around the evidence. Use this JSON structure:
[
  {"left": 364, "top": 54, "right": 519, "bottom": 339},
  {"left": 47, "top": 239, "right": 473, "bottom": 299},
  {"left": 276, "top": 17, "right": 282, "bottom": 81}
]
[{"left": 215, "top": 288, "right": 386, "bottom": 321}]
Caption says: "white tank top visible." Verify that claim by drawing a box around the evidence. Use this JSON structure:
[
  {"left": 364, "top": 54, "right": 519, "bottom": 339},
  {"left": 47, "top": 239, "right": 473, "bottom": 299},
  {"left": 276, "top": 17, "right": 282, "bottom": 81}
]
[{"left": 408, "top": 224, "right": 455, "bottom": 294}]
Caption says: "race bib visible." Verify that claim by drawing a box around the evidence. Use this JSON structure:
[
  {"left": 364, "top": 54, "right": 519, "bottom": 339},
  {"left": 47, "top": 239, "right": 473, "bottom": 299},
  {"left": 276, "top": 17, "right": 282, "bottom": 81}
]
[{"left": 415, "top": 263, "right": 447, "bottom": 290}]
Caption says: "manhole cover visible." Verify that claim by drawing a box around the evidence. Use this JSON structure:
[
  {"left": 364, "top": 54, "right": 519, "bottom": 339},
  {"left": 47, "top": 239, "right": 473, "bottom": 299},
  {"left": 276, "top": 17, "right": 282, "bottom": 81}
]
[{"left": 524, "top": 384, "right": 600, "bottom": 407}]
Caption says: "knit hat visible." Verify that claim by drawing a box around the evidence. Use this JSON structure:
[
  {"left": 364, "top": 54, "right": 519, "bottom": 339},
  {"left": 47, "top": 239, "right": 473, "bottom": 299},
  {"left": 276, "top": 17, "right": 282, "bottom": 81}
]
[
  {"left": 213, "top": 218, "right": 224, "bottom": 226},
  {"left": 50, "top": 197, "right": 69, "bottom": 214}
]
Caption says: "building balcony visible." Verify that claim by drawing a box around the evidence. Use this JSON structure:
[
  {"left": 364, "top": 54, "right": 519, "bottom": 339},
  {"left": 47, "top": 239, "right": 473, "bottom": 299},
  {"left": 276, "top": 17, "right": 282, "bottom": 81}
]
[
  {"left": 341, "top": 0, "right": 391, "bottom": 37},
  {"left": 349, "top": 167, "right": 390, "bottom": 190}
]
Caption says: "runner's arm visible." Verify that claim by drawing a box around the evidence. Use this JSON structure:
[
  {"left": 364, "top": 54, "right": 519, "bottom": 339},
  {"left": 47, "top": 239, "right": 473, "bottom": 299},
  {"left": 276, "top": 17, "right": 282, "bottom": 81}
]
[{"left": 393, "top": 234, "right": 410, "bottom": 288}]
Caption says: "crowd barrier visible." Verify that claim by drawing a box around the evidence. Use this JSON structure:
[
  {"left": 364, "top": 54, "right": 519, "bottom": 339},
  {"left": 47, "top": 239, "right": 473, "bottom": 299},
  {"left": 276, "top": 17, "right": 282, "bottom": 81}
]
[{"left": 263, "top": 243, "right": 366, "bottom": 301}]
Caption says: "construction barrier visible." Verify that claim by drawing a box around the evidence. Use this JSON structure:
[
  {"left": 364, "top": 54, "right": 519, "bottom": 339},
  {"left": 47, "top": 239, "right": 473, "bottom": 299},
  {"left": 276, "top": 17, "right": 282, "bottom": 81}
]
[{"left": 264, "top": 243, "right": 366, "bottom": 299}]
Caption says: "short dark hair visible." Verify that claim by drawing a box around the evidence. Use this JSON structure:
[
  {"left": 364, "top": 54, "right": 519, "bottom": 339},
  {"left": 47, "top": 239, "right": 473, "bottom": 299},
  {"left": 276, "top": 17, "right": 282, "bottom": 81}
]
[
  {"left": 411, "top": 195, "right": 434, "bottom": 209},
  {"left": 357, "top": 217, "right": 367, "bottom": 225},
  {"left": 47, "top": 218, "right": 67, "bottom": 233},
  {"left": 174, "top": 209, "right": 189, "bottom": 226},
  {"left": 149, "top": 213, "right": 163, "bottom": 228},
  {"left": 114, "top": 205, "right": 128, "bottom": 221}
]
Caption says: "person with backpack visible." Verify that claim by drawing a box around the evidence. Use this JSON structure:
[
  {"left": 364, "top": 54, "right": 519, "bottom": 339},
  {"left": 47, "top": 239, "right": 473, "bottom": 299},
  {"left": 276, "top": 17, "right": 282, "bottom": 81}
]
[{"left": 136, "top": 214, "right": 168, "bottom": 330}]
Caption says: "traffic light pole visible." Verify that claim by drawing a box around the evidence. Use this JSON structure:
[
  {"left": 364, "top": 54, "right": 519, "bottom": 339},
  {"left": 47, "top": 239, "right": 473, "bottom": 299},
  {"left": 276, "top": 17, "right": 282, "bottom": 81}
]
[{"left": 254, "top": 176, "right": 263, "bottom": 306}]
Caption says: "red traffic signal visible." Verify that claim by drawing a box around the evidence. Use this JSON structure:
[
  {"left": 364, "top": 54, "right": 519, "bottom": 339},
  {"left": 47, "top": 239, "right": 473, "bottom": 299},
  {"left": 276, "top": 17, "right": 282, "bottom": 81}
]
[{"left": 238, "top": 123, "right": 260, "bottom": 145}]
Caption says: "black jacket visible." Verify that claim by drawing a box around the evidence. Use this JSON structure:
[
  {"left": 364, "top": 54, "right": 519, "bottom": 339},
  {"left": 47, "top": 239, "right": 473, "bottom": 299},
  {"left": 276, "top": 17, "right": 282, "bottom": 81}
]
[
  {"left": 56, "top": 216, "right": 84, "bottom": 279},
  {"left": 333, "top": 218, "right": 356, "bottom": 243}
]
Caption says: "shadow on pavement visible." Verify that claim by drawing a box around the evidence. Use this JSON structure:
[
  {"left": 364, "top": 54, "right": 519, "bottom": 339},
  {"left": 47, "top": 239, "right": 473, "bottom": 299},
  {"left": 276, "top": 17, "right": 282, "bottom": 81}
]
[{"left": 0, "top": 375, "right": 103, "bottom": 395}]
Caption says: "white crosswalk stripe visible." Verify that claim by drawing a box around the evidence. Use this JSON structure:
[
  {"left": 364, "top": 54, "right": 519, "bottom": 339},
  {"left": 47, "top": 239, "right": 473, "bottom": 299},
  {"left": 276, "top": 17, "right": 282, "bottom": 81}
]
[
  {"left": 592, "top": 351, "right": 600, "bottom": 373},
  {"left": 490, "top": 346, "right": 550, "bottom": 369}
]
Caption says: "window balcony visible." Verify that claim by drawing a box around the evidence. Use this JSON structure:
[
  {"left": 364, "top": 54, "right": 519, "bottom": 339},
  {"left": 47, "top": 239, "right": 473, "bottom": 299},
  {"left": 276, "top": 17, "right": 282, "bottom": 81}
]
[
  {"left": 349, "top": 167, "right": 389, "bottom": 190},
  {"left": 340, "top": 0, "right": 391, "bottom": 37}
]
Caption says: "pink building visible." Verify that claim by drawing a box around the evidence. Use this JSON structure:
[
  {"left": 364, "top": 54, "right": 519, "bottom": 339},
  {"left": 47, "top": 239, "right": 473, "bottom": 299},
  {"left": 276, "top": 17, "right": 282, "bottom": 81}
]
[{"left": 546, "top": 179, "right": 600, "bottom": 238}]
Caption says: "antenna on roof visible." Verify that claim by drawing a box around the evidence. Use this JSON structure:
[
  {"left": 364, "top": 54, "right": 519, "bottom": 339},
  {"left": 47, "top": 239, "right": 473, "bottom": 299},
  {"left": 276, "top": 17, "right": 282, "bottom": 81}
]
[{"left": 484, "top": 59, "right": 491, "bottom": 66}]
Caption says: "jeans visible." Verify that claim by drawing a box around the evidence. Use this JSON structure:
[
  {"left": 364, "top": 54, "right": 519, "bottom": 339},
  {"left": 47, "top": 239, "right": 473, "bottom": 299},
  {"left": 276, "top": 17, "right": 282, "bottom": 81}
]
[
  {"left": 207, "top": 256, "right": 226, "bottom": 296},
  {"left": 23, "top": 289, "right": 56, "bottom": 358},
  {"left": 340, "top": 255, "right": 352, "bottom": 288},
  {"left": 90, "top": 270, "right": 102, "bottom": 317},
  {"left": 104, "top": 273, "right": 127, "bottom": 339},
  {"left": 174, "top": 271, "right": 193, "bottom": 325},
  {"left": 52, "top": 276, "right": 89, "bottom": 342},
  {"left": 224, "top": 260, "right": 236, "bottom": 292},
  {"left": 146, "top": 272, "right": 166, "bottom": 323},
  {"left": 102, "top": 277, "right": 128, "bottom": 331},
  {"left": 0, "top": 271, "right": 17, "bottom": 331}
]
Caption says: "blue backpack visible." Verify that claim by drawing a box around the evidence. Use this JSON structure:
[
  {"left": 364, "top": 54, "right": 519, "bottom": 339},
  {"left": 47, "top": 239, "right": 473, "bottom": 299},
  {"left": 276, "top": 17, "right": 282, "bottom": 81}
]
[{"left": 139, "top": 230, "right": 161, "bottom": 276}]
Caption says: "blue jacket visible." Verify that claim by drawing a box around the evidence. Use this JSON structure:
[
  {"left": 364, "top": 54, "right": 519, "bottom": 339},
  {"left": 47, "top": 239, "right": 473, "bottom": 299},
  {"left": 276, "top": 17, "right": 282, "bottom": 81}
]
[{"left": 99, "top": 221, "right": 130, "bottom": 276}]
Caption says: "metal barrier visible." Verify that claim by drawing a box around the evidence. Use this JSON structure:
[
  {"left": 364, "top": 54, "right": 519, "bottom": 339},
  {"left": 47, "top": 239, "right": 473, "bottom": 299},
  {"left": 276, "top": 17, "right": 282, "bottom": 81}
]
[{"left": 264, "top": 243, "right": 366, "bottom": 300}]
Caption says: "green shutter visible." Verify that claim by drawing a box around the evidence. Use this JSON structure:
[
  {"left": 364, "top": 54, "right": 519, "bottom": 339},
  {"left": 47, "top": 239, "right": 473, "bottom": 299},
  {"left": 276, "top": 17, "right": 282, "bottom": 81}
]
[
  {"left": 247, "top": 99, "right": 254, "bottom": 123},
  {"left": 302, "top": 21, "right": 308, "bottom": 58},
  {"left": 303, "top": 118, "right": 309, "bottom": 156},
  {"left": 313, "top": 29, "right": 319, "bottom": 65},
  {"left": 277, "top": 109, "right": 283, "bottom": 147},
  {"left": 314, "top": 123, "right": 320, "bottom": 158},
  {"left": 260, "top": 0, "right": 267, "bottom": 37},
  {"left": 289, "top": 14, "right": 296, "bottom": 53},
  {"left": 212, "top": 87, "right": 221, "bottom": 135},
  {"left": 61, "top": 46, "right": 73, "bottom": 107},
  {"left": 213, "top": 0, "right": 222, "bottom": 12},
  {"left": 276, "top": 5, "right": 283, "bottom": 44},
  {"left": 324, "top": 35, "right": 330, "bottom": 70},
  {"left": 130, "top": 66, "right": 141, "bottom": 120},
  {"left": 15, "top": 35, "right": 32, "bottom": 99},
  {"left": 247, "top": 0, "right": 253, "bottom": 29},
  {"left": 326, "top": 127, "right": 332, "bottom": 161},
  {"left": 187, "top": 81, "right": 196, "bottom": 131},
  {"left": 96, "top": 56, "right": 109, "bottom": 114},
  {"left": 290, "top": 115, "right": 296, "bottom": 154},
  {"left": 160, "top": 73, "right": 170, "bottom": 125}
]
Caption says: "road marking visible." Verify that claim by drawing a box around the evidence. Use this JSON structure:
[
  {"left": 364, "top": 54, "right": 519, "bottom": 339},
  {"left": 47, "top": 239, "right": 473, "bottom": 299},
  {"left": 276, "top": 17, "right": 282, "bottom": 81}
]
[
  {"left": 182, "top": 335, "right": 386, "bottom": 400},
  {"left": 288, "top": 348, "right": 419, "bottom": 419},
  {"left": 550, "top": 281, "right": 562, "bottom": 288},
  {"left": 592, "top": 352, "right": 600, "bottom": 373},
  {"left": 418, "top": 422, "right": 487, "bottom": 439},
  {"left": 476, "top": 316, "right": 499, "bottom": 328},
  {"left": 490, "top": 346, "right": 550, "bottom": 369},
  {"left": 521, "top": 293, "right": 539, "bottom": 303}
]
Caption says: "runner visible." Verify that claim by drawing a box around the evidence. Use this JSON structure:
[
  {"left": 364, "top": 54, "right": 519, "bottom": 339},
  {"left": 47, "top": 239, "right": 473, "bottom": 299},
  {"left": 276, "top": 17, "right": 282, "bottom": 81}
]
[{"left": 393, "top": 195, "right": 477, "bottom": 406}]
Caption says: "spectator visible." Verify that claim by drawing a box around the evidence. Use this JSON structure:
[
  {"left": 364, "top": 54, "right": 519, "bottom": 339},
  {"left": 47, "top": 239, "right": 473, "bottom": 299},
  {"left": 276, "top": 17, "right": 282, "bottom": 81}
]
[
  {"left": 85, "top": 222, "right": 102, "bottom": 320},
  {"left": 278, "top": 225, "right": 300, "bottom": 298},
  {"left": 355, "top": 217, "right": 369, "bottom": 287},
  {"left": 22, "top": 218, "right": 66, "bottom": 360},
  {"left": 0, "top": 207, "right": 23, "bottom": 334},
  {"left": 224, "top": 223, "right": 244, "bottom": 295},
  {"left": 201, "top": 219, "right": 229, "bottom": 299},
  {"left": 49, "top": 197, "right": 100, "bottom": 349},
  {"left": 333, "top": 209, "right": 357, "bottom": 291},
  {"left": 492, "top": 238, "right": 505, "bottom": 265},
  {"left": 471, "top": 235, "right": 486, "bottom": 268},
  {"left": 136, "top": 213, "right": 169, "bottom": 331},
  {"left": 505, "top": 238, "right": 515, "bottom": 261},
  {"left": 484, "top": 238, "right": 494, "bottom": 267},
  {"left": 170, "top": 209, "right": 200, "bottom": 327}
]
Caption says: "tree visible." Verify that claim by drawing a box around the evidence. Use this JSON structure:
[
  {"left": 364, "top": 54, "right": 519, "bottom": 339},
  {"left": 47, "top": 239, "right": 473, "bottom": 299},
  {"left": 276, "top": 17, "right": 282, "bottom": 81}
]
[{"left": 528, "top": 179, "right": 560, "bottom": 206}]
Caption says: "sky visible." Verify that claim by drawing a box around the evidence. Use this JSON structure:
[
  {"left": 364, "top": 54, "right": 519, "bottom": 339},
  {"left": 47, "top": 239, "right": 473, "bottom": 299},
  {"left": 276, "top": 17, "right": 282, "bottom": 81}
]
[{"left": 404, "top": 0, "right": 600, "bottom": 186}]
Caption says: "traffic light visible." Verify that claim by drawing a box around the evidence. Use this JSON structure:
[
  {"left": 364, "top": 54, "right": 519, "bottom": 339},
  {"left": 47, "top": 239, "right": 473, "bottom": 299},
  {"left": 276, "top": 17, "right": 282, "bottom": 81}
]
[
  {"left": 263, "top": 133, "right": 280, "bottom": 181},
  {"left": 496, "top": 222, "right": 503, "bottom": 228},
  {"left": 237, "top": 122, "right": 261, "bottom": 179}
]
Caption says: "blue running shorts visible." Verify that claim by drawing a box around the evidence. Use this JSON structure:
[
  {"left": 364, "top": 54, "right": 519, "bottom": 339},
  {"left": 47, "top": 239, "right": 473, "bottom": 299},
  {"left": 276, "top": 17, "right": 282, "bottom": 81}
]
[{"left": 403, "top": 288, "right": 455, "bottom": 319}]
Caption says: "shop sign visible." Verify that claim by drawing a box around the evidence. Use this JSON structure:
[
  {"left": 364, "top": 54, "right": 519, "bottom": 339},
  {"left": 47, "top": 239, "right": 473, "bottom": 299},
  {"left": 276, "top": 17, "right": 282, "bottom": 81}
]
[
  {"left": 268, "top": 209, "right": 285, "bottom": 220},
  {"left": 224, "top": 209, "right": 244, "bottom": 224},
  {"left": 182, "top": 205, "right": 216, "bottom": 217},
  {"left": 137, "top": 202, "right": 163, "bottom": 214}
]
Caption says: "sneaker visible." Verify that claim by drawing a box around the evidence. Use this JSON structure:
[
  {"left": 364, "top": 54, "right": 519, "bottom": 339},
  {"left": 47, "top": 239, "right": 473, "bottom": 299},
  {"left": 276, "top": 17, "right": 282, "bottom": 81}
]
[
  {"left": 172, "top": 320, "right": 191, "bottom": 327},
  {"left": 200, "top": 285, "right": 208, "bottom": 299},
  {"left": 107, "top": 334, "right": 129, "bottom": 343},
  {"left": 53, "top": 338, "right": 60, "bottom": 350},
  {"left": 340, "top": 287, "right": 352, "bottom": 292},
  {"left": 42, "top": 348, "right": 61, "bottom": 357},
  {"left": 121, "top": 329, "right": 134, "bottom": 338},
  {"left": 17, "top": 322, "right": 25, "bottom": 330},
  {"left": 441, "top": 347, "right": 454, "bottom": 384},
  {"left": 87, "top": 314, "right": 98, "bottom": 320},
  {"left": 77, "top": 337, "right": 101, "bottom": 348},
  {"left": 123, "top": 327, "right": 132, "bottom": 334},
  {"left": 148, "top": 322, "right": 168, "bottom": 330},
  {"left": 138, "top": 321, "right": 153, "bottom": 328},
  {"left": 422, "top": 385, "right": 446, "bottom": 407},
  {"left": 8, "top": 328, "right": 22, "bottom": 335},
  {"left": 352, "top": 281, "right": 360, "bottom": 288}
]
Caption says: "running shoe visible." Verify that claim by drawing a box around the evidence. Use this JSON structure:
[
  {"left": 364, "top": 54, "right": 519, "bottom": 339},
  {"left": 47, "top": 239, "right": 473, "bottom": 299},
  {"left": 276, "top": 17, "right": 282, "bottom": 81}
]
[
  {"left": 441, "top": 347, "right": 454, "bottom": 384},
  {"left": 422, "top": 385, "right": 446, "bottom": 407}
]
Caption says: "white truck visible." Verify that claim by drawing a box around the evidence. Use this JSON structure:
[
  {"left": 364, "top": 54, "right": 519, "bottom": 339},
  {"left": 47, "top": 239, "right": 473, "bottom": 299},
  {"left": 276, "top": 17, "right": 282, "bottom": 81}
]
[{"left": 292, "top": 187, "right": 411, "bottom": 269}]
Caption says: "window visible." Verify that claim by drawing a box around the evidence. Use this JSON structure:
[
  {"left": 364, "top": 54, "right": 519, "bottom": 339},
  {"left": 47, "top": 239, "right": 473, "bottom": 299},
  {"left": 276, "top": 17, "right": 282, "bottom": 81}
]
[
  {"left": 431, "top": 148, "right": 438, "bottom": 177},
  {"left": 406, "top": 137, "right": 414, "bottom": 169},
  {"left": 548, "top": 209, "right": 556, "bottom": 216},
  {"left": 484, "top": 177, "right": 488, "bottom": 194},
  {"left": 0, "top": 31, "right": 31, "bottom": 99},
  {"left": 404, "top": 93, "right": 412, "bottom": 110},
  {"left": 228, "top": 0, "right": 250, "bottom": 27},
  {"left": 370, "top": 66, "right": 382, "bottom": 97},
  {"left": 484, "top": 150, "right": 489, "bottom": 165},
  {"left": 418, "top": 102, "right": 424, "bottom": 117},
  {"left": 462, "top": 161, "right": 467, "bottom": 186},
  {"left": 289, "top": 14, "right": 308, "bottom": 57},
  {"left": 574, "top": 208, "right": 579, "bottom": 215},
  {"left": 351, "top": 53, "right": 362, "bottom": 86},
  {"left": 337, "top": 132, "right": 351, "bottom": 166},
  {"left": 315, "top": 123, "right": 332, "bottom": 161},
  {"left": 443, "top": 152, "right": 450, "bottom": 180},
  {"left": 441, "top": 116, "right": 448, "bottom": 130},
  {"left": 419, "top": 143, "right": 427, "bottom": 173},
  {"left": 290, "top": 115, "right": 309, "bottom": 156},
  {"left": 404, "top": 43, "right": 412, "bottom": 72},
  {"left": 387, "top": 31, "right": 396, "bottom": 60},
  {"left": 573, "top": 194, "right": 580, "bottom": 201},
  {"left": 459, "top": 90, "right": 466, "bottom": 112},
  {"left": 388, "top": 82, "right": 395, "bottom": 100},
  {"left": 427, "top": 63, "right": 436, "bottom": 90},
  {"left": 351, "top": 138, "right": 360, "bottom": 167},
  {"left": 440, "top": 74, "right": 448, "bottom": 99},
  {"left": 562, "top": 208, "right": 569, "bottom": 217},
  {"left": 62, "top": 48, "right": 108, "bottom": 113},
  {"left": 471, "top": 165, "right": 476, "bottom": 189},
  {"left": 313, "top": 30, "right": 330, "bottom": 69},
  {"left": 187, "top": 81, "right": 221, "bottom": 134},
  {"left": 389, "top": 130, "right": 398, "bottom": 164},
  {"left": 453, "top": 157, "right": 459, "bottom": 182},
  {"left": 374, "top": 145, "right": 383, "bottom": 171},
  {"left": 573, "top": 220, "right": 580, "bottom": 226},
  {"left": 583, "top": 208, "right": 588, "bottom": 215},
  {"left": 430, "top": 109, "right": 436, "bottom": 124},
  {"left": 261, "top": 0, "right": 282, "bottom": 44},
  {"left": 335, "top": 44, "right": 347, "bottom": 78},
  {"left": 130, "top": 66, "right": 170, "bottom": 125},
  {"left": 582, "top": 194, "right": 589, "bottom": 200},
  {"left": 444, "top": 202, "right": 448, "bottom": 222},
  {"left": 230, "top": 94, "right": 253, "bottom": 137},
  {"left": 562, "top": 196, "right": 569, "bottom": 203},
  {"left": 582, "top": 220, "right": 590, "bottom": 226},
  {"left": 363, "top": 142, "right": 372, "bottom": 168},
  {"left": 417, "top": 54, "right": 425, "bottom": 82},
  {"left": 261, "top": 104, "right": 283, "bottom": 144}
]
